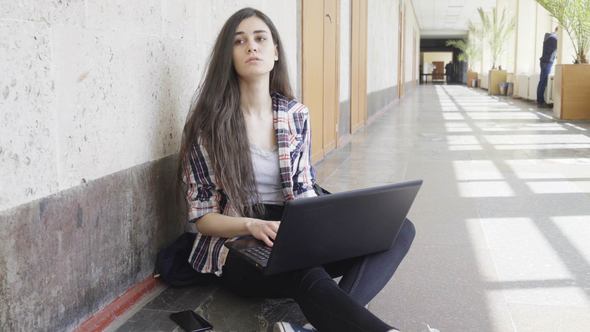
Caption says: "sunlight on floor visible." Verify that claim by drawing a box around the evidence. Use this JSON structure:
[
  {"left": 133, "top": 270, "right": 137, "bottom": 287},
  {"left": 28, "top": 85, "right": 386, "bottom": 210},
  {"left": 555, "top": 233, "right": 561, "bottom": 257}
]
[
  {"left": 457, "top": 181, "right": 515, "bottom": 197},
  {"left": 484, "top": 134, "right": 590, "bottom": 145},
  {"left": 526, "top": 181, "right": 590, "bottom": 194},
  {"left": 552, "top": 216, "right": 590, "bottom": 267},
  {"left": 453, "top": 160, "right": 503, "bottom": 180},
  {"left": 474, "top": 217, "right": 590, "bottom": 307},
  {"left": 438, "top": 85, "right": 590, "bottom": 322},
  {"left": 506, "top": 158, "right": 590, "bottom": 179}
]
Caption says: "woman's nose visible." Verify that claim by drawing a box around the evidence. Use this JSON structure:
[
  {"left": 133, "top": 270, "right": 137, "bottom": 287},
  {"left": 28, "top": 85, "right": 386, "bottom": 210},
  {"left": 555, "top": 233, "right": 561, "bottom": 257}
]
[{"left": 247, "top": 41, "right": 257, "bottom": 53}]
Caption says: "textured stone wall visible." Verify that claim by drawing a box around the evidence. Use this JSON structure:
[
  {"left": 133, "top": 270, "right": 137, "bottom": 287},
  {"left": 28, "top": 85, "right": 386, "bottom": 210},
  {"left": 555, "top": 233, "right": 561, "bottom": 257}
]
[
  {"left": 0, "top": 0, "right": 299, "bottom": 212},
  {"left": 0, "top": 155, "right": 184, "bottom": 331}
]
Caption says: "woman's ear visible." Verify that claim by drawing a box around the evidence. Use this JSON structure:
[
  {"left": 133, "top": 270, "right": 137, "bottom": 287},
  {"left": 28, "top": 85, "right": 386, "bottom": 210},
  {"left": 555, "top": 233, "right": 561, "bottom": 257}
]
[{"left": 274, "top": 45, "right": 279, "bottom": 61}]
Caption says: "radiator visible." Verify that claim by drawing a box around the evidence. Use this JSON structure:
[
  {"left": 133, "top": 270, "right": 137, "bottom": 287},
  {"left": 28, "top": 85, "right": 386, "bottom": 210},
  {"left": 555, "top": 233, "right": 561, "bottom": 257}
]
[{"left": 516, "top": 75, "right": 529, "bottom": 98}]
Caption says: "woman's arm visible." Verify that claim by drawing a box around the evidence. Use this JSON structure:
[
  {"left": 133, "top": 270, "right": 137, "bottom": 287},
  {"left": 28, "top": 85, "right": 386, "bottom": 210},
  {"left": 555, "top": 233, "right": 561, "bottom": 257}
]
[
  {"left": 197, "top": 213, "right": 280, "bottom": 247},
  {"left": 184, "top": 141, "right": 279, "bottom": 246}
]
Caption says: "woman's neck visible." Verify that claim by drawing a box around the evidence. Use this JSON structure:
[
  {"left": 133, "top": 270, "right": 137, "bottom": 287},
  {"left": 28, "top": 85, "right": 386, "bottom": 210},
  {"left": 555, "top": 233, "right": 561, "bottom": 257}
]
[{"left": 239, "top": 77, "right": 272, "bottom": 116}]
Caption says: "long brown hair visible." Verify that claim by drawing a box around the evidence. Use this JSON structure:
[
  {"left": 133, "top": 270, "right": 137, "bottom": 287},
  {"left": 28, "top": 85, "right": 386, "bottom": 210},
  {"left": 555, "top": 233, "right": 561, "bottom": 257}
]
[{"left": 177, "top": 8, "right": 293, "bottom": 217}]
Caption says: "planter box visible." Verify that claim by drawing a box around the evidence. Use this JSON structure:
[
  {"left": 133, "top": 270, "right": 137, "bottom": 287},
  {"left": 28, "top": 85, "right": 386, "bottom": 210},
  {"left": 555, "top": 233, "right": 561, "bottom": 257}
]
[
  {"left": 467, "top": 71, "right": 478, "bottom": 87},
  {"left": 488, "top": 69, "right": 507, "bottom": 95},
  {"left": 506, "top": 73, "right": 515, "bottom": 83},
  {"left": 553, "top": 64, "right": 590, "bottom": 120}
]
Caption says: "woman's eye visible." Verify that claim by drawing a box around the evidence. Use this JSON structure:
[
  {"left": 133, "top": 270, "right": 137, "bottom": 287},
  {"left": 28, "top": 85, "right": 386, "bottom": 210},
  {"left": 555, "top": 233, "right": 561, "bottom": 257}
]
[
  {"left": 256, "top": 36, "right": 266, "bottom": 42},
  {"left": 234, "top": 39, "right": 244, "bottom": 45}
]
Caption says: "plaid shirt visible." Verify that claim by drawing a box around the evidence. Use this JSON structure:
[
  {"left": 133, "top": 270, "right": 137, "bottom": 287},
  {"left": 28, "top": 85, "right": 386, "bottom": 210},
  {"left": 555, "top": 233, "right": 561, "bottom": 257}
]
[{"left": 182, "top": 92, "right": 318, "bottom": 275}]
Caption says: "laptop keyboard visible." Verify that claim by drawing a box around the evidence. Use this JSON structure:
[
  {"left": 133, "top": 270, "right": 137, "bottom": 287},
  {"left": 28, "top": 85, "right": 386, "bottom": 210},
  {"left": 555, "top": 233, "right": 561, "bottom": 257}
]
[{"left": 243, "top": 246, "right": 272, "bottom": 267}]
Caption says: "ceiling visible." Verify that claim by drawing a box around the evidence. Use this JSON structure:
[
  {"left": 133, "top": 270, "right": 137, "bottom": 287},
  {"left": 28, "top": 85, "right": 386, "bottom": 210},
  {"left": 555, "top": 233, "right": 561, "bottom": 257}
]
[{"left": 411, "top": 0, "right": 497, "bottom": 39}]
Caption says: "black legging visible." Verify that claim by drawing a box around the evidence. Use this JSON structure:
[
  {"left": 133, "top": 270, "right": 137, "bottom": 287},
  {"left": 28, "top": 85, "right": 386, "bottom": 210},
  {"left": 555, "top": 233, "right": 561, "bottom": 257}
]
[{"left": 221, "top": 204, "right": 416, "bottom": 332}]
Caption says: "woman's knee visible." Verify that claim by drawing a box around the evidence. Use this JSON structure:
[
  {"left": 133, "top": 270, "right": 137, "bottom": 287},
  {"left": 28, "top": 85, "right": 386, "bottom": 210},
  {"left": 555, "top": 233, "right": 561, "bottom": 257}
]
[{"left": 297, "top": 266, "right": 333, "bottom": 293}]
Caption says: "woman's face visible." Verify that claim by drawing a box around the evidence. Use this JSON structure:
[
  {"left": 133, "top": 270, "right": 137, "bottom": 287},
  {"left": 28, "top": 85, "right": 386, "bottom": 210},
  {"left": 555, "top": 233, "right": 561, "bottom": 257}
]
[{"left": 232, "top": 16, "right": 278, "bottom": 80}]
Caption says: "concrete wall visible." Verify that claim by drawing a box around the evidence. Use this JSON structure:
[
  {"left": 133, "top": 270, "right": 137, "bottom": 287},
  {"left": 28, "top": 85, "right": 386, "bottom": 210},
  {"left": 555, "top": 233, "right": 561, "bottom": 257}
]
[
  {"left": 366, "top": 0, "right": 420, "bottom": 119},
  {"left": 367, "top": 0, "right": 398, "bottom": 96},
  {"left": 366, "top": 0, "right": 399, "bottom": 119},
  {"left": 339, "top": 0, "right": 351, "bottom": 140},
  {"left": 0, "top": 0, "right": 299, "bottom": 212},
  {"left": 0, "top": 1, "right": 299, "bottom": 330}
]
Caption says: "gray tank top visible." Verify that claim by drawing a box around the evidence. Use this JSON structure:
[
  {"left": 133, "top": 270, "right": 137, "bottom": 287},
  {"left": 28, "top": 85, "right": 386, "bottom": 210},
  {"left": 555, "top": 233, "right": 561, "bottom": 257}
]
[{"left": 250, "top": 144, "right": 284, "bottom": 205}]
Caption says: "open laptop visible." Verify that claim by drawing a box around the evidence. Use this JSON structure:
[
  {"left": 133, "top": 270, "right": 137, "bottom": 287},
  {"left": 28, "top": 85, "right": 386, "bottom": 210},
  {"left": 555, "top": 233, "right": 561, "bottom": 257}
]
[{"left": 224, "top": 179, "right": 422, "bottom": 275}]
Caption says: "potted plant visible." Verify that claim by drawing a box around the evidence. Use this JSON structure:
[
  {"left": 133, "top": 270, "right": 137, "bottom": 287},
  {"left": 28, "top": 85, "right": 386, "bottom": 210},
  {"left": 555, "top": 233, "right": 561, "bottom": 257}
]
[
  {"left": 467, "top": 19, "right": 485, "bottom": 88},
  {"left": 536, "top": 0, "right": 590, "bottom": 120},
  {"left": 477, "top": 7, "right": 516, "bottom": 95},
  {"left": 446, "top": 37, "right": 482, "bottom": 87}
]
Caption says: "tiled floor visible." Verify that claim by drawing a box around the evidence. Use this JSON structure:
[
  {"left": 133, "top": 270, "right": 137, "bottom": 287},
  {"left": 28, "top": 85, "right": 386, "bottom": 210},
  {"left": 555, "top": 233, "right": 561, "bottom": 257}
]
[{"left": 112, "top": 85, "right": 590, "bottom": 331}]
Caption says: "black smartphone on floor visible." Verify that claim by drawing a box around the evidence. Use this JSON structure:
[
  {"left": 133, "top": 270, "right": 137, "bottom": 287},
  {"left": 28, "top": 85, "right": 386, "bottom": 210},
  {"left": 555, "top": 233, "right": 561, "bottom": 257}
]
[{"left": 169, "top": 310, "right": 213, "bottom": 332}]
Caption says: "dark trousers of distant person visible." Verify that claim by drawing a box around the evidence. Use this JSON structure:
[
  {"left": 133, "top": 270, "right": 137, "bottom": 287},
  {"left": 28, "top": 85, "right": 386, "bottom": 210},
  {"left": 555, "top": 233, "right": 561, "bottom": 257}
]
[{"left": 537, "top": 61, "right": 553, "bottom": 105}]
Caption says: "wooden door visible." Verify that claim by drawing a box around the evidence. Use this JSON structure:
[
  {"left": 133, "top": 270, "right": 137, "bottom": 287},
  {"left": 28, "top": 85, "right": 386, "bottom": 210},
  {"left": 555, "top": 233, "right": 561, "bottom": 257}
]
[
  {"left": 350, "top": 0, "right": 367, "bottom": 133},
  {"left": 433, "top": 61, "right": 444, "bottom": 80},
  {"left": 302, "top": 0, "right": 340, "bottom": 163}
]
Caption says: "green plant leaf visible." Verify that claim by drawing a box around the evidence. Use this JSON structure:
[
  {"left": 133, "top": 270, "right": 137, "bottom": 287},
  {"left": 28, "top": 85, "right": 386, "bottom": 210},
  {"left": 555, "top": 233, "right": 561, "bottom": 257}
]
[
  {"left": 536, "top": 0, "right": 590, "bottom": 63},
  {"left": 476, "top": 7, "right": 516, "bottom": 69}
]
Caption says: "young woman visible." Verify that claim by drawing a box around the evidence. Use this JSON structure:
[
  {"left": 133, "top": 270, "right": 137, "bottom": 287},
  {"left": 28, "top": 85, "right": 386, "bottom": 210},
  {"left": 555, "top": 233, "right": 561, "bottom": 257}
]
[{"left": 178, "top": 7, "right": 415, "bottom": 332}]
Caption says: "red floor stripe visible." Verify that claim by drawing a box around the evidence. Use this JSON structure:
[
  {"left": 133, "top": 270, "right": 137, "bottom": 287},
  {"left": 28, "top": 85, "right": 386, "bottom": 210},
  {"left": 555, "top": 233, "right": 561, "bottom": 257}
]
[{"left": 74, "top": 275, "right": 163, "bottom": 332}]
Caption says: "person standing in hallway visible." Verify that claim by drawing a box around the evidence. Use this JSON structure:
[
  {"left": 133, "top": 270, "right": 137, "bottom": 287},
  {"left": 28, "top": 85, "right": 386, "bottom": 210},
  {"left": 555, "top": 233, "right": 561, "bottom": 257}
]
[
  {"left": 537, "top": 27, "right": 558, "bottom": 108},
  {"left": 177, "top": 7, "right": 415, "bottom": 332},
  {"left": 445, "top": 61, "right": 454, "bottom": 84}
]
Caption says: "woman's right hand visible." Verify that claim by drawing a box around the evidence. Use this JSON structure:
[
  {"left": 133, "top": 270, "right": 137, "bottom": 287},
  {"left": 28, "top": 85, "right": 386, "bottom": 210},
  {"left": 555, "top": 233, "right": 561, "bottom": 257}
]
[{"left": 245, "top": 218, "right": 280, "bottom": 247}]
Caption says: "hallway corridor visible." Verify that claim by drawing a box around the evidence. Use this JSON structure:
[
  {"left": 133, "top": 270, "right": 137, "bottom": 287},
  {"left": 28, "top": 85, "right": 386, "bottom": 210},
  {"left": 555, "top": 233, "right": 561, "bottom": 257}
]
[
  {"left": 316, "top": 85, "right": 590, "bottom": 331},
  {"left": 112, "top": 85, "right": 590, "bottom": 332}
]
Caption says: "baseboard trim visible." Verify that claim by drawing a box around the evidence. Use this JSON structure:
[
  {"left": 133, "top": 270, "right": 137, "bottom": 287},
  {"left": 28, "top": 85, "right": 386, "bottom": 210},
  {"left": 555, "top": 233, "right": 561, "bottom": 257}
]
[{"left": 74, "top": 276, "right": 163, "bottom": 332}]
